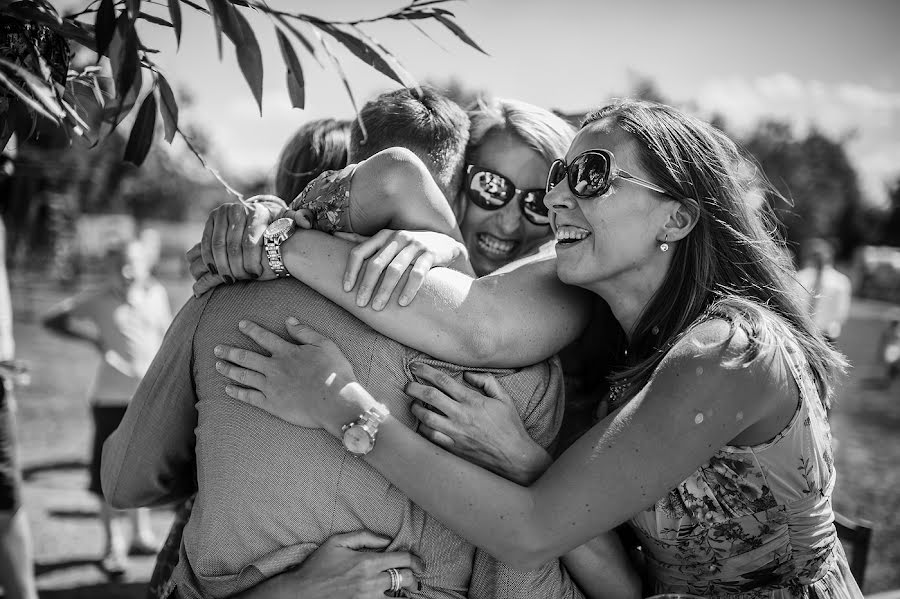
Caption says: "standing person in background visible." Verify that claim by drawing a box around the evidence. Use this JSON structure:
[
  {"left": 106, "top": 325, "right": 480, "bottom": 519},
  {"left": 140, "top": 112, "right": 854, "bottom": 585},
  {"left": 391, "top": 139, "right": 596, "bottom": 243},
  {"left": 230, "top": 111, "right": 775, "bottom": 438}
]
[
  {"left": 0, "top": 219, "right": 38, "bottom": 599},
  {"left": 43, "top": 239, "right": 171, "bottom": 577},
  {"left": 796, "top": 238, "right": 852, "bottom": 344}
]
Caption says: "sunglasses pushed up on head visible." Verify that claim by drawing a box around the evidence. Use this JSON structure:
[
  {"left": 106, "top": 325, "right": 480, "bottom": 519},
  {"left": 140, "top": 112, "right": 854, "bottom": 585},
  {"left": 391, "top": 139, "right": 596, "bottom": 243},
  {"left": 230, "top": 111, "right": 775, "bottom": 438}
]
[
  {"left": 465, "top": 165, "right": 550, "bottom": 226},
  {"left": 545, "top": 149, "right": 674, "bottom": 199}
]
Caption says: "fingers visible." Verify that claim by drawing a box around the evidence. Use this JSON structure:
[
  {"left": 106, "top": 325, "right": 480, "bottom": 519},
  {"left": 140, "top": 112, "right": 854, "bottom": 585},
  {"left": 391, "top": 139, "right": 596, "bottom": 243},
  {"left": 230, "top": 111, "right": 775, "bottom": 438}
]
[
  {"left": 380, "top": 567, "right": 416, "bottom": 594},
  {"left": 225, "top": 202, "right": 250, "bottom": 281},
  {"left": 416, "top": 420, "right": 456, "bottom": 448},
  {"left": 188, "top": 252, "right": 208, "bottom": 281},
  {"left": 224, "top": 383, "right": 266, "bottom": 408},
  {"left": 406, "top": 381, "right": 460, "bottom": 418},
  {"left": 238, "top": 320, "right": 290, "bottom": 353},
  {"left": 216, "top": 360, "right": 266, "bottom": 391},
  {"left": 399, "top": 252, "right": 434, "bottom": 307},
  {"left": 344, "top": 229, "right": 392, "bottom": 293},
  {"left": 357, "top": 237, "right": 405, "bottom": 307},
  {"left": 214, "top": 344, "right": 271, "bottom": 374},
  {"left": 199, "top": 213, "right": 217, "bottom": 276},
  {"left": 328, "top": 530, "right": 391, "bottom": 550},
  {"left": 285, "top": 318, "right": 329, "bottom": 346},
  {"left": 185, "top": 243, "right": 201, "bottom": 264},
  {"left": 411, "top": 363, "right": 473, "bottom": 404},
  {"left": 371, "top": 244, "right": 423, "bottom": 311},
  {"left": 210, "top": 207, "right": 232, "bottom": 282},
  {"left": 243, "top": 204, "right": 268, "bottom": 278},
  {"left": 292, "top": 208, "right": 314, "bottom": 229},
  {"left": 363, "top": 551, "right": 419, "bottom": 574},
  {"left": 463, "top": 371, "right": 510, "bottom": 403},
  {"left": 193, "top": 272, "right": 223, "bottom": 298}
]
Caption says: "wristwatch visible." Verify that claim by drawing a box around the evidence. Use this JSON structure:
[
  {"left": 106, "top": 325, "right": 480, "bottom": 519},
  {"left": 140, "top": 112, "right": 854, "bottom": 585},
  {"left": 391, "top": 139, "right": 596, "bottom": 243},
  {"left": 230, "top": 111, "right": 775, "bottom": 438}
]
[
  {"left": 341, "top": 404, "right": 390, "bottom": 455},
  {"left": 263, "top": 217, "right": 297, "bottom": 278}
]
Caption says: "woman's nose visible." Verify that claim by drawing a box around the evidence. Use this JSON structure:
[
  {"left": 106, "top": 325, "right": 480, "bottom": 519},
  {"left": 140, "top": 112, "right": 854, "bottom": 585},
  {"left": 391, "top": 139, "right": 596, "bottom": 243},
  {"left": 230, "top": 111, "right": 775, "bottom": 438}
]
[
  {"left": 544, "top": 185, "right": 575, "bottom": 211},
  {"left": 495, "top": 200, "right": 522, "bottom": 234}
]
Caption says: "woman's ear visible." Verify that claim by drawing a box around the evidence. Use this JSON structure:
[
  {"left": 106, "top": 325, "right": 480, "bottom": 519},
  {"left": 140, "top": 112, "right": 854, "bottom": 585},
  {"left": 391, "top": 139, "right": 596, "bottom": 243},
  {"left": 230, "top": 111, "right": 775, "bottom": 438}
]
[{"left": 659, "top": 199, "right": 699, "bottom": 243}]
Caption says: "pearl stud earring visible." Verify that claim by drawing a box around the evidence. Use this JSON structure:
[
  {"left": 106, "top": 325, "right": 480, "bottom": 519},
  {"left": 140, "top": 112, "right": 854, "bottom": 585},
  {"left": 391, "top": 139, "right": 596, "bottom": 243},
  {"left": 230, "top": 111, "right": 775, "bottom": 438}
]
[{"left": 660, "top": 235, "right": 669, "bottom": 252}]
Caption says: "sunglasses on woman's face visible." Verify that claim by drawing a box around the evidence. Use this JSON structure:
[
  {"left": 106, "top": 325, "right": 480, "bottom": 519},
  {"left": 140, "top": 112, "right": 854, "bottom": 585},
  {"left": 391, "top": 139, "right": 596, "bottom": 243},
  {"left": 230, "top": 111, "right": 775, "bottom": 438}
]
[
  {"left": 465, "top": 165, "right": 550, "bottom": 226},
  {"left": 546, "top": 149, "right": 672, "bottom": 199}
]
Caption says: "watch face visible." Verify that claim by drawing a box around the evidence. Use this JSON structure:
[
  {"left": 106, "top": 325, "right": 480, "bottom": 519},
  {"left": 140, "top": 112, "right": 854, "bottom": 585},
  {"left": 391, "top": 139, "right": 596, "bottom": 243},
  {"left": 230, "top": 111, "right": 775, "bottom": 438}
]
[
  {"left": 343, "top": 425, "right": 374, "bottom": 455},
  {"left": 265, "top": 217, "right": 295, "bottom": 239}
]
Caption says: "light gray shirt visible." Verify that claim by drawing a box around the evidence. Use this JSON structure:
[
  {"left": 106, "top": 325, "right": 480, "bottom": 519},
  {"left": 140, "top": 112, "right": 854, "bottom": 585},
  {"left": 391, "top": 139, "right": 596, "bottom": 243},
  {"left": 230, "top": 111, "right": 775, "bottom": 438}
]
[{"left": 102, "top": 279, "right": 583, "bottom": 599}]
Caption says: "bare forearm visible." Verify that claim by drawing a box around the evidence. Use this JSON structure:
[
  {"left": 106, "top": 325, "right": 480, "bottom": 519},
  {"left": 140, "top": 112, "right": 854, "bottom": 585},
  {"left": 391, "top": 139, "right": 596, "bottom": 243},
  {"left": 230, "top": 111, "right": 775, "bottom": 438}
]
[
  {"left": 281, "top": 231, "right": 590, "bottom": 366},
  {"left": 561, "top": 533, "right": 642, "bottom": 599}
]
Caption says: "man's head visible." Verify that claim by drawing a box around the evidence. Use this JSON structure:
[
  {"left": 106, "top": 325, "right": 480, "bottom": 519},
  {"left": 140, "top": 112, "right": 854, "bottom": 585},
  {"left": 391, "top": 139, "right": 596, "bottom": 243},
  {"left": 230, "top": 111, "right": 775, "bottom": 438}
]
[
  {"left": 107, "top": 239, "right": 151, "bottom": 286},
  {"left": 350, "top": 86, "right": 469, "bottom": 204}
]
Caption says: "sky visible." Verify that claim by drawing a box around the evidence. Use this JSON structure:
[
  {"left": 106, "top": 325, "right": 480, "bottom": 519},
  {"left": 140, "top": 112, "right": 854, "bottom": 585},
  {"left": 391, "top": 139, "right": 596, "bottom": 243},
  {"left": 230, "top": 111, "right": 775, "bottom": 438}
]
[{"left": 64, "top": 0, "right": 900, "bottom": 204}]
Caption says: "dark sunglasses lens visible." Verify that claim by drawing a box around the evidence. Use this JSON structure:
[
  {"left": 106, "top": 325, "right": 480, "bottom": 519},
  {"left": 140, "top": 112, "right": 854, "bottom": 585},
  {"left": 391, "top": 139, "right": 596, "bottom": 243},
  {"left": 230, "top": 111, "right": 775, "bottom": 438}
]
[
  {"left": 522, "top": 191, "right": 549, "bottom": 225},
  {"left": 570, "top": 152, "right": 610, "bottom": 197},
  {"left": 546, "top": 160, "right": 566, "bottom": 192},
  {"left": 468, "top": 169, "right": 513, "bottom": 209}
]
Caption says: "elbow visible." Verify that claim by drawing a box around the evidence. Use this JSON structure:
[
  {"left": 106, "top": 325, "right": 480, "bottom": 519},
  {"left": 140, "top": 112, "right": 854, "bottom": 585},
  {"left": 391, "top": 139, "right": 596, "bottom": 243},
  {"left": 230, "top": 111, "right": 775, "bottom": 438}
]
[
  {"left": 464, "top": 317, "right": 504, "bottom": 365},
  {"left": 498, "top": 528, "right": 557, "bottom": 572}
]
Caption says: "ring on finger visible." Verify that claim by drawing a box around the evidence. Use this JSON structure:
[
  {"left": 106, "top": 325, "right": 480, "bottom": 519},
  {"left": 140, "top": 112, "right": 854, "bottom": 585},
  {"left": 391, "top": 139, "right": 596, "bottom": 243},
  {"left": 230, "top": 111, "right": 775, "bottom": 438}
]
[{"left": 386, "top": 567, "right": 401, "bottom": 593}]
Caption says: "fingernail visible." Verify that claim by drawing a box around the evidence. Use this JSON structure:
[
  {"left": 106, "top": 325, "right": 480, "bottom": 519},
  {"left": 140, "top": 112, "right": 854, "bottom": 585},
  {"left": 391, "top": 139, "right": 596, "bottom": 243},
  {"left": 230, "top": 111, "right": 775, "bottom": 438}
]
[
  {"left": 399, "top": 295, "right": 410, "bottom": 306},
  {"left": 215, "top": 361, "right": 224, "bottom": 371},
  {"left": 287, "top": 316, "right": 299, "bottom": 325},
  {"left": 208, "top": 263, "right": 218, "bottom": 275},
  {"left": 239, "top": 320, "right": 248, "bottom": 330},
  {"left": 343, "top": 279, "right": 352, "bottom": 292},
  {"left": 249, "top": 272, "right": 259, "bottom": 279},
  {"left": 214, "top": 346, "right": 223, "bottom": 356},
  {"left": 225, "top": 385, "right": 235, "bottom": 395},
  {"left": 223, "top": 275, "right": 235, "bottom": 284},
  {"left": 417, "top": 581, "right": 423, "bottom": 591},
  {"left": 357, "top": 296, "right": 368, "bottom": 307},
  {"left": 410, "top": 363, "right": 421, "bottom": 374},
  {"left": 372, "top": 299, "right": 385, "bottom": 311}
]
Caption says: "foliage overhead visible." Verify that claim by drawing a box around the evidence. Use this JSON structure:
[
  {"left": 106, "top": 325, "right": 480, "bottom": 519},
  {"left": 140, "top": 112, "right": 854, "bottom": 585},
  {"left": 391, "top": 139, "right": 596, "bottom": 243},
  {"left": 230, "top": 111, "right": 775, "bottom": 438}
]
[{"left": 0, "top": 0, "right": 484, "bottom": 173}]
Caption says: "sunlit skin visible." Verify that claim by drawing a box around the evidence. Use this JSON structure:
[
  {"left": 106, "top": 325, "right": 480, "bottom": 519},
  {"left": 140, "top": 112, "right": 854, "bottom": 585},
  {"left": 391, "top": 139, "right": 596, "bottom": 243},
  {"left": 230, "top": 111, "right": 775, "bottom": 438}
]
[
  {"left": 546, "top": 121, "right": 684, "bottom": 337},
  {"left": 460, "top": 130, "right": 553, "bottom": 276}
]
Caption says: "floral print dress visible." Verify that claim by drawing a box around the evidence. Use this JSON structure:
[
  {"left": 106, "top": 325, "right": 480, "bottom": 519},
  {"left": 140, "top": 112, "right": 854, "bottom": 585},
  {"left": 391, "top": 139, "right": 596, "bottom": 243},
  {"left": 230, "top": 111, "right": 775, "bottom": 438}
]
[{"left": 627, "top": 344, "right": 864, "bottom": 598}]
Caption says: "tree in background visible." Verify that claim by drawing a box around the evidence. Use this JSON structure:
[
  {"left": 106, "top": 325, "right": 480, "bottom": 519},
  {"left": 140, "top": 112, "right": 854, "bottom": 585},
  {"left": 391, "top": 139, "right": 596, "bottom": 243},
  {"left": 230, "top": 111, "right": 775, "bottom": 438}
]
[
  {"left": 882, "top": 178, "right": 900, "bottom": 247},
  {"left": 742, "top": 120, "right": 864, "bottom": 259}
]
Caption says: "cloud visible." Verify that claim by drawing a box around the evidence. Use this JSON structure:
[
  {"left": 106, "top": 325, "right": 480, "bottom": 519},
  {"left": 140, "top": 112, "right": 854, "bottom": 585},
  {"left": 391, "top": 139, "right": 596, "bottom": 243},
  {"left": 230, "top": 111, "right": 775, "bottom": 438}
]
[{"left": 695, "top": 74, "right": 900, "bottom": 204}]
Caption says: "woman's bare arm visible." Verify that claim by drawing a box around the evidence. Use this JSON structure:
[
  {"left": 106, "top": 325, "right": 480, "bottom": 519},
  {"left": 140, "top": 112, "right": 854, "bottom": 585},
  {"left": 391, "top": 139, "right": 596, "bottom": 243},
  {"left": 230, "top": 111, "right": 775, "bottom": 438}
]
[{"left": 281, "top": 229, "right": 592, "bottom": 366}]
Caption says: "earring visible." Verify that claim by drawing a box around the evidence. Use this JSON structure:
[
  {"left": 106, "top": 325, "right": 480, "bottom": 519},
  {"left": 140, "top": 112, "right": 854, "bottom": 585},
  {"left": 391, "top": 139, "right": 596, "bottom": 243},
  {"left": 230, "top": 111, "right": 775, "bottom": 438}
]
[{"left": 659, "top": 235, "right": 669, "bottom": 252}]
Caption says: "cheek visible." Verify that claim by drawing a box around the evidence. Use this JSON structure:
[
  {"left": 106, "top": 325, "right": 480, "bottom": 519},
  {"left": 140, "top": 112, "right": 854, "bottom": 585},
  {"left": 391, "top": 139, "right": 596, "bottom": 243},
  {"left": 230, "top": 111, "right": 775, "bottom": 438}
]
[{"left": 460, "top": 201, "right": 493, "bottom": 233}]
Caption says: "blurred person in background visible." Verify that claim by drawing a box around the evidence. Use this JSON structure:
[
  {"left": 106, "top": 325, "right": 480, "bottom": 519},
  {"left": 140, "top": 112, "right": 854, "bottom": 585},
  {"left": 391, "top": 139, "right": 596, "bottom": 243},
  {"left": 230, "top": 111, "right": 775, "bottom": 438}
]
[
  {"left": 144, "top": 116, "right": 352, "bottom": 599},
  {"left": 43, "top": 238, "right": 172, "bottom": 577},
  {"left": 877, "top": 309, "right": 900, "bottom": 385},
  {"left": 0, "top": 219, "right": 38, "bottom": 599},
  {"left": 797, "top": 238, "right": 852, "bottom": 344}
]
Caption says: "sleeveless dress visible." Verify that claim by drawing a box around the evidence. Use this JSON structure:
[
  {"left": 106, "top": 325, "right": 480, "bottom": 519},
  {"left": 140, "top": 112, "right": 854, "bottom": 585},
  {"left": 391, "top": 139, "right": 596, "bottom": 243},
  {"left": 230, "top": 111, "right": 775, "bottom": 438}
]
[{"left": 627, "top": 343, "right": 864, "bottom": 598}]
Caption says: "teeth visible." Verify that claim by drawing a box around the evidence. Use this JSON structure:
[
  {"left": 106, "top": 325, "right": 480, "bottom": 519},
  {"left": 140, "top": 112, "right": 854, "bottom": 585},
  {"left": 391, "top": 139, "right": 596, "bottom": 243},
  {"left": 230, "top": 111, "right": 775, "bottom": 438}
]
[
  {"left": 555, "top": 226, "right": 591, "bottom": 242},
  {"left": 477, "top": 234, "right": 517, "bottom": 256}
]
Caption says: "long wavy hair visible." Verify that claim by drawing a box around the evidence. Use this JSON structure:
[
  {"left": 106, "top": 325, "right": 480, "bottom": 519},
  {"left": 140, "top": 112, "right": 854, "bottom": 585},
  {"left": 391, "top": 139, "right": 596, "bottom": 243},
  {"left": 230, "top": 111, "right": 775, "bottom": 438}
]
[
  {"left": 585, "top": 99, "right": 847, "bottom": 407},
  {"left": 275, "top": 118, "right": 351, "bottom": 201}
]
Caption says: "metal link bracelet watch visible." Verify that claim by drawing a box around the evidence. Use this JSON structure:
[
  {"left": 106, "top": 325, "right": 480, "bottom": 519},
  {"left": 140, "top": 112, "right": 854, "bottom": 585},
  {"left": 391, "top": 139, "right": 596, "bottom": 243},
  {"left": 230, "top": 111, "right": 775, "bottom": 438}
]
[
  {"left": 341, "top": 404, "right": 390, "bottom": 455},
  {"left": 263, "top": 217, "right": 297, "bottom": 278}
]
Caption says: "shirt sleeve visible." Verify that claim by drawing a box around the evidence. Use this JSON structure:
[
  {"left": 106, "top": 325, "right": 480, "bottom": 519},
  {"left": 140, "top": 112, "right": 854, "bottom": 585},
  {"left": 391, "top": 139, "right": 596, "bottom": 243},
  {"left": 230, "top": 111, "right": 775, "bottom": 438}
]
[
  {"left": 468, "top": 356, "right": 584, "bottom": 599},
  {"left": 101, "top": 292, "right": 211, "bottom": 508},
  {"left": 288, "top": 164, "right": 357, "bottom": 233}
]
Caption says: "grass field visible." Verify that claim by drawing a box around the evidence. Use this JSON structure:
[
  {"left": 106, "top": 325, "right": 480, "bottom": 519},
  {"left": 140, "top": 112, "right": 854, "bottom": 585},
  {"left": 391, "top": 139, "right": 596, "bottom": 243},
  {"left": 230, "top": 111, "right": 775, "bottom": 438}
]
[{"left": 9, "top": 277, "right": 900, "bottom": 596}]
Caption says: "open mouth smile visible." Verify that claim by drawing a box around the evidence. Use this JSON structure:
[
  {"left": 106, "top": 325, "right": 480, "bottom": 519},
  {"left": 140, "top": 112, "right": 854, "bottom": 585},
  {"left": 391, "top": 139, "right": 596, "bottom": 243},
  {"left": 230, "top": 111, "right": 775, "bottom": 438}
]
[
  {"left": 476, "top": 233, "right": 519, "bottom": 258},
  {"left": 555, "top": 225, "right": 592, "bottom": 246}
]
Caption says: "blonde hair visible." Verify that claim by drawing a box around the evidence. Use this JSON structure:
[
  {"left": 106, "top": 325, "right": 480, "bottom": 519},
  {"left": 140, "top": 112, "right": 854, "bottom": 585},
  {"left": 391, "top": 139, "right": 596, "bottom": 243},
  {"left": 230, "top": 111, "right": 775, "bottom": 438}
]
[{"left": 466, "top": 98, "right": 574, "bottom": 167}]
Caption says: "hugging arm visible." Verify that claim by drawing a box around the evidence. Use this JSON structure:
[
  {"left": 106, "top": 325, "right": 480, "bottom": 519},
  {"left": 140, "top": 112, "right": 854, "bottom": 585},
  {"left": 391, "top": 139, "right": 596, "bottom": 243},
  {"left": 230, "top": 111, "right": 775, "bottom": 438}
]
[
  {"left": 217, "top": 318, "right": 785, "bottom": 571},
  {"left": 100, "top": 295, "right": 210, "bottom": 507}
]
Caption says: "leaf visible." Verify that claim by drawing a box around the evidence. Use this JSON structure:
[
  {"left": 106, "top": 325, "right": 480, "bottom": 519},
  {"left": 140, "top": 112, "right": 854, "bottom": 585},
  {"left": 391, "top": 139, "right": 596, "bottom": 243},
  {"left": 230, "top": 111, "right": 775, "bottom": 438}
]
[
  {"left": 0, "top": 68, "right": 60, "bottom": 124},
  {"left": 95, "top": 0, "right": 117, "bottom": 56},
  {"left": 124, "top": 93, "right": 157, "bottom": 165},
  {"left": 138, "top": 12, "right": 173, "bottom": 27},
  {"left": 168, "top": 0, "right": 182, "bottom": 47},
  {"left": 109, "top": 14, "right": 140, "bottom": 98},
  {"left": 352, "top": 26, "right": 417, "bottom": 89},
  {"left": 273, "top": 15, "right": 322, "bottom": 67},
  {"left": 433, "top": 13, "right": 488, "bottom": 55},
  {"left": 231, "top": 9, "right": 263, "bottom": 115},
  {"left": 205, "top": 0, "right": 224, "bottom": 58},
  {"left": 318, "top": 35, "right": 363, "bottom": 139},
  {"left": 276, "top": 29, "right": 304, "bottom": 109},
  {"left": 5, "top": 4, "right": 97, "bottom": 50},
  {"left": 0, "top": 57, "right": 65, "bottom": 119},
  {"left": 125, "top": 0, "right": 141, "bottom": 20},
  {"left": 206, "top": 0, "right": 242, "bottom": 58},
  {"left": 320, "top": 24, "right": 405, "bottom": 87},
  {"left": 156, "top": 72, "right": 179, "bottom": 142}
]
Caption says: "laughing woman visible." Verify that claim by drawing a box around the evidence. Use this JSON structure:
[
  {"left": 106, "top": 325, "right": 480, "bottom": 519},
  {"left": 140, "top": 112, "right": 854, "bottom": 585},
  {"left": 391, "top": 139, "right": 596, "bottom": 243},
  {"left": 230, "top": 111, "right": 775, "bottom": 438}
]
[{"left": 211, "top": 100, "right": 863, "bottom": 598}]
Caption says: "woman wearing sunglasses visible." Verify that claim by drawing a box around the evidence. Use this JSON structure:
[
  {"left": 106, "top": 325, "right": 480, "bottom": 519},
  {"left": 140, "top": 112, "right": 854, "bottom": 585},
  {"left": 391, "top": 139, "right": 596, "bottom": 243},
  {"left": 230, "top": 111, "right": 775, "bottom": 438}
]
[{"left": 207, "top": 99, "right": 862, "bottom": 598}]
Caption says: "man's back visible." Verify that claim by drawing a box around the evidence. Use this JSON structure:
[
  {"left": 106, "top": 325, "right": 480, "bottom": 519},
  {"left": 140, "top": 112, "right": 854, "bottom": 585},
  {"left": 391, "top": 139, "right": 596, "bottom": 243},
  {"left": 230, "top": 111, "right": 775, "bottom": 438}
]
[{"left": 100, "top": 278, "right": 579, "bottom": 598}]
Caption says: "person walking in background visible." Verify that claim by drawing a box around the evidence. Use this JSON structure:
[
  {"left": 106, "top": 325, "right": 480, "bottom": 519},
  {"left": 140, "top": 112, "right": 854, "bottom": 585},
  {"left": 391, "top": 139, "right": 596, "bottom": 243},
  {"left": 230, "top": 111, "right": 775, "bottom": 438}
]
[
  {"left": 877, "top": 309, "right": 900, "bottom": 385},
  {"left": 0, "top": 219, "right": 38, "bottom": 599},
  {"left": 797, "top": 238, "right": 852, "bottom": 344},
  {"left": 43, "top": 238, "right": 171, "bottom": 577}
]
